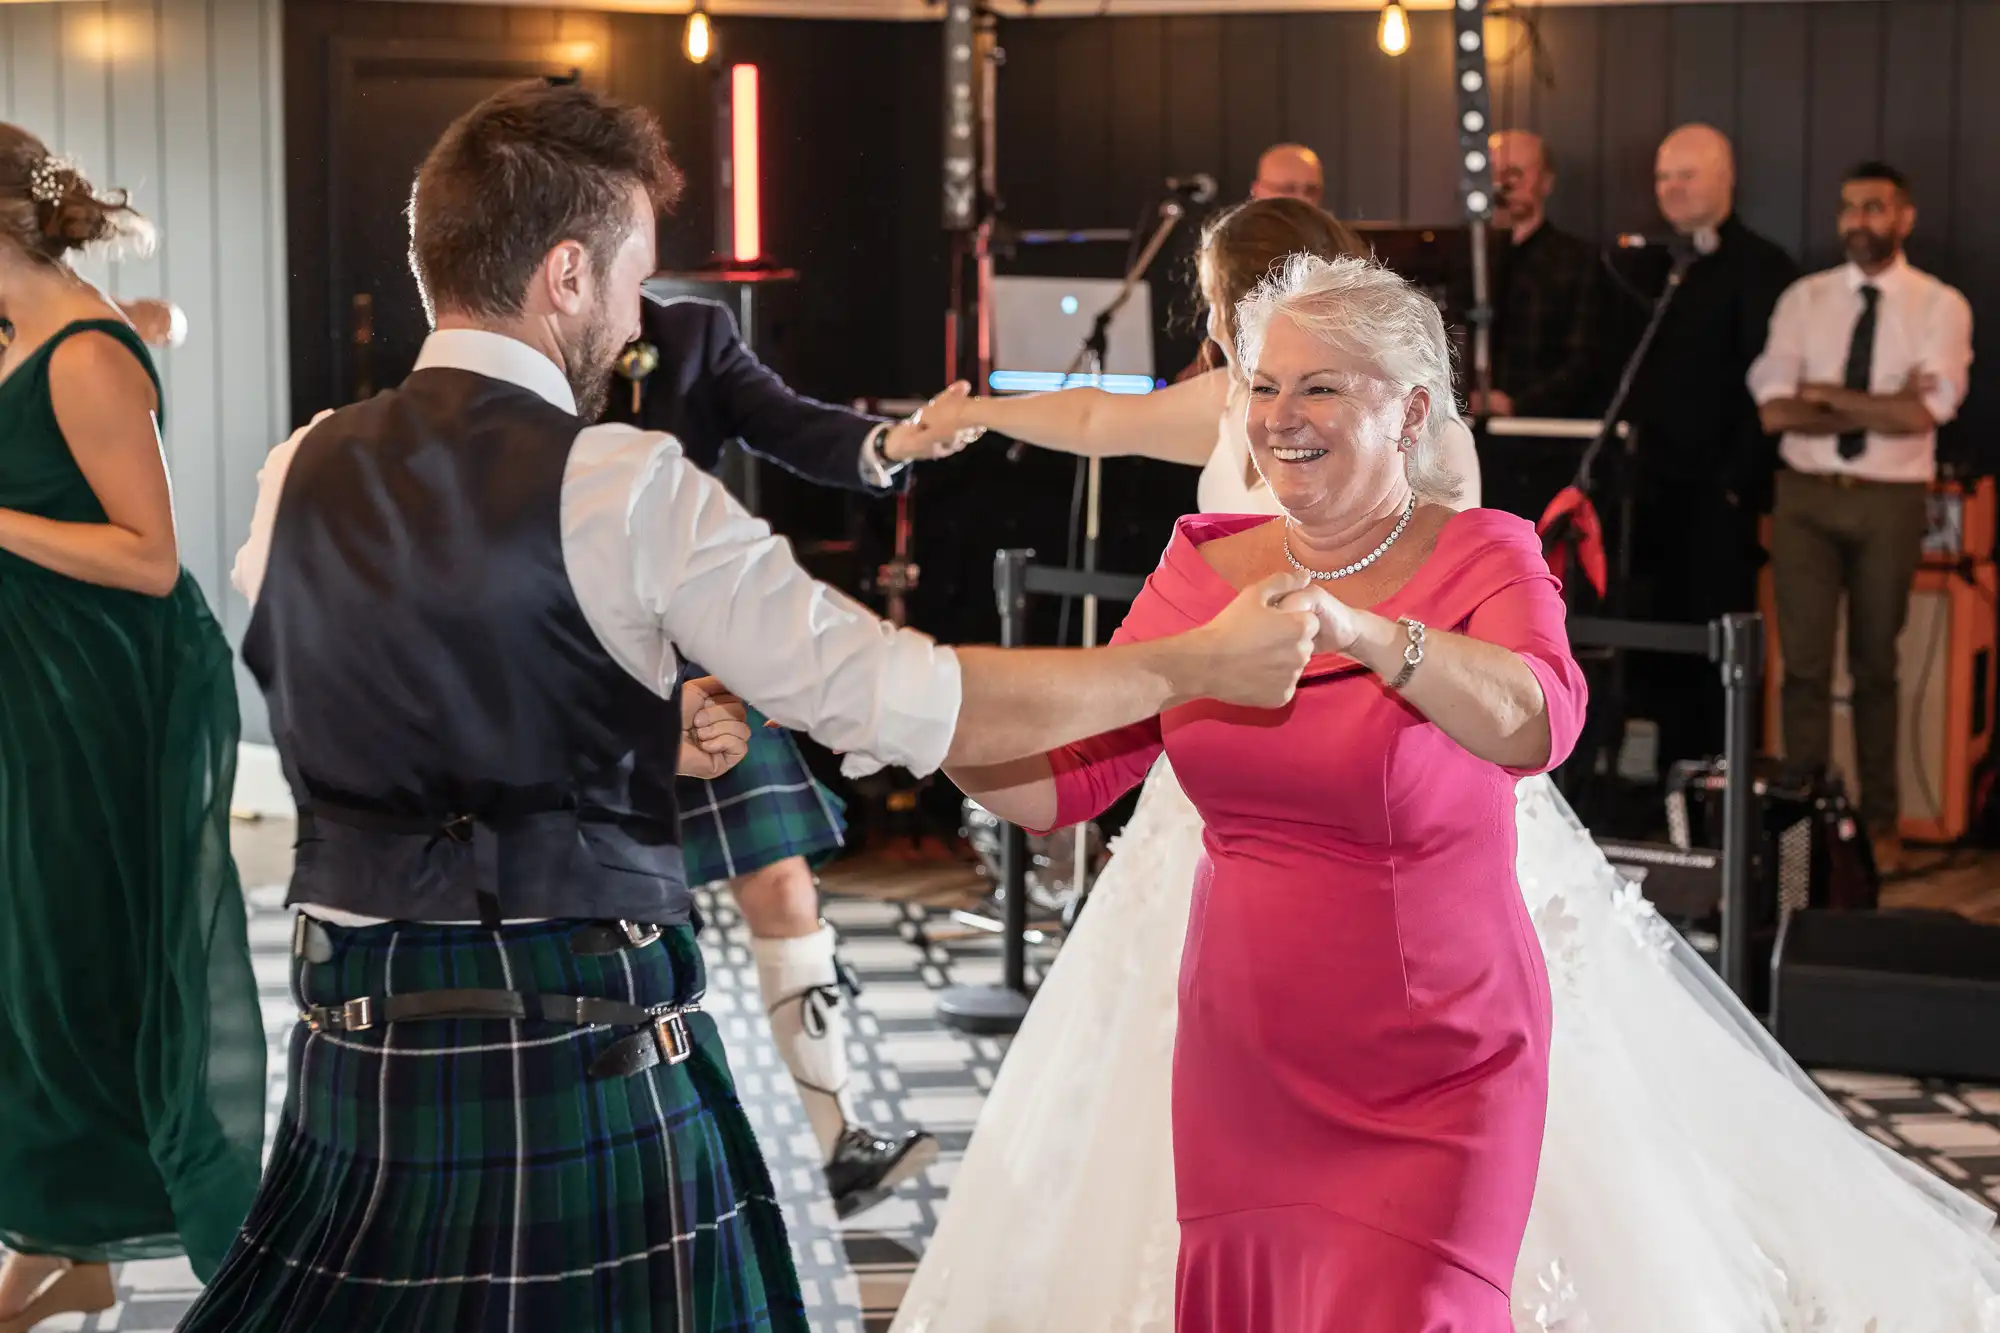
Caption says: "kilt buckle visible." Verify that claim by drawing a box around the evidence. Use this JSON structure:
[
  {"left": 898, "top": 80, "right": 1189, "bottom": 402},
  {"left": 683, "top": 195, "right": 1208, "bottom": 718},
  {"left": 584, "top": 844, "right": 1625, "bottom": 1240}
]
[
  {"left": 586, "top": 1002, "right": 703, "bottom": 1079},
  {"left": 654, "top": 1009, "right": 694, "bottom": 1066},
  {"left": 303, "top": 996, "right": 376, "bottom": 1033},
  {"left": 622, "top": 920, "right": 663, "bottom": 948}
]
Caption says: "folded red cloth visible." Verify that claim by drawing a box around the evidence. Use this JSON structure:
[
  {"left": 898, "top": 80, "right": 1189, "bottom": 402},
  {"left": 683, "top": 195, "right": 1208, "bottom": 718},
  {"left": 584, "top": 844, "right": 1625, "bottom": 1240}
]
[{"left": 1536, "top": 486, "right": 1607, "bottom": 599}]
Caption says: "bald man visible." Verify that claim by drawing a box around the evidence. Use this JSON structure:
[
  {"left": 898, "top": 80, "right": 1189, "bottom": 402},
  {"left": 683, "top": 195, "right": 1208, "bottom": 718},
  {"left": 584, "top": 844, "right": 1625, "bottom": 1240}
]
[
  {"left": 1623, "top": 123, "right": 1798, "bottom": 777},
  {"left": 1249, "top": 143, "right": 1323, "bottom": 206},
  {"left": 1474, "top": 131, "right": 1609, "bottom": 517},
  {"left": 1172, "top": 143, "right": 1327, "bottom": 381}
]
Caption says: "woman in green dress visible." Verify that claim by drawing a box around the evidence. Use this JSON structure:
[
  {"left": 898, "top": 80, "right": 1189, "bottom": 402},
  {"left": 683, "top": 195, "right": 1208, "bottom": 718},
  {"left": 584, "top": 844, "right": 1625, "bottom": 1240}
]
[{"left": 0, "top": 126, "right": 263, "bottom": 1329}]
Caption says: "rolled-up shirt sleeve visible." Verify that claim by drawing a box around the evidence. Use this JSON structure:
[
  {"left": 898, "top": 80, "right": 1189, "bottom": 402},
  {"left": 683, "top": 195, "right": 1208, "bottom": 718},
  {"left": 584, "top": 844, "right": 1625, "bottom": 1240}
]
[
  {"left": 1918, "top": 288, "right": 1975, "bottom": 427},
  {"left": 562, "top": 423, "right": 961, "bottom": 778},
  {"left": 232, "top": 419, "right": 319, "bottom": 606},
  {"left": 1746, "top": 279, "right": 1809, "bottom": 407}
]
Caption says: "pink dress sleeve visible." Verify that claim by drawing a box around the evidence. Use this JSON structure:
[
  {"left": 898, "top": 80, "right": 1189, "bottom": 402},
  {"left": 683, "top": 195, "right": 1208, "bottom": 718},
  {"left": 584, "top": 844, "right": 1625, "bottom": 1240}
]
[
  {"left": 1464, "top": 565, "right": 1588, "bottom": 777},
  {"left": 1025, "top": 574, "right": 1183, "bottom": 835},
  {"left": 1036, "top": 717, "right": 1165, "bottom": 834}
]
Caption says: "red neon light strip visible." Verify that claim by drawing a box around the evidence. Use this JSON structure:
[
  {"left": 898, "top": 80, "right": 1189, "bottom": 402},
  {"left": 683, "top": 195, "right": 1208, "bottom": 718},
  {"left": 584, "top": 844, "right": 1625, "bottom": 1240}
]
[{"left": 732, "top": 65, "right": 760, "bottom": 263}]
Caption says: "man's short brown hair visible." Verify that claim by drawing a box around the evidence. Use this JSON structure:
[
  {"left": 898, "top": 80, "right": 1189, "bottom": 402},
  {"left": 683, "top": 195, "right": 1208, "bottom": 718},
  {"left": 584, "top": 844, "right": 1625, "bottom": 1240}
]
[{"left": 409, "top": 81, "right": 684, "bottom": 319}]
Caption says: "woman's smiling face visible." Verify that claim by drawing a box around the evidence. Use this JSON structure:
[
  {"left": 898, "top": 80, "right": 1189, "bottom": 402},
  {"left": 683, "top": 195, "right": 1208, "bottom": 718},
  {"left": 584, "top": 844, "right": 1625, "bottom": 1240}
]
[{"left": 1244, "top": 313, "right": 1426, "bottom": 523}]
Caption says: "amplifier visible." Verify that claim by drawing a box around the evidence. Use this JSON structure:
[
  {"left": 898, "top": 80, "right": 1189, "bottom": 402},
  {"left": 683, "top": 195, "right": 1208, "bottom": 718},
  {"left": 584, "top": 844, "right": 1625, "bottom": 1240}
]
[
  {"left": 1922, "top": 476, "right": 1995, "bottom": 564},
  {"left": 1772, "top": 907, "right": 2000, "bottom": 1082},
  {"left": 1758, "top": 557, "right": 1997, "bottom": 843},
  {"left": 1594, "top": 838, "right": 1721, "bottom": 920},
  {"left": 1594, "top": 837, "right": 1740, "bottom": 990},
  {"left": 1599, "top": 761, "right": 1873, "bottom": 1012},
  {"left": 1666, "top": 759, "right": 1877, "bottom": 921}
]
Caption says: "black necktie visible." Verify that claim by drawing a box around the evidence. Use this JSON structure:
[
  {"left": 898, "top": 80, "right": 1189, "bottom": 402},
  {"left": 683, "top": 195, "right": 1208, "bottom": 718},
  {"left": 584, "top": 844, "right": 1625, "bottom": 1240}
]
[{"left": 1837, "top": 284, "right": 1880, "bottom": 460}]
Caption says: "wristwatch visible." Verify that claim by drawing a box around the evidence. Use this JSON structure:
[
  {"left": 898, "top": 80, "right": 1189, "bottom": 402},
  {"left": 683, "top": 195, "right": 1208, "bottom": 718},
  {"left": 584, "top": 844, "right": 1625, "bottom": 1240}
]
[
  {"left": 1389, "top": 617, "right": 1426, "bottom": 689},
  {"left": 859, "top": 422, "right": 907, "bottom": 489}
]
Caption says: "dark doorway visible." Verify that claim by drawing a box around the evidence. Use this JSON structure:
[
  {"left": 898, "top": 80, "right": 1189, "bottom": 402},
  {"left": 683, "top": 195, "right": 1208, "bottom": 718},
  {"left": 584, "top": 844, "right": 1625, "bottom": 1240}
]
[{"left": 305, "top": 38, "right": 605, "bottom": 417}]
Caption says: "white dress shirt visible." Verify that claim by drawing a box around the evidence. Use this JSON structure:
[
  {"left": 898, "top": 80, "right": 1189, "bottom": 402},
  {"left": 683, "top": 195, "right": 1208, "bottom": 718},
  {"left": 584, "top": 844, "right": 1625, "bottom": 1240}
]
[
  {"left": 234, "top": 328, "right": 962, "bottom": 783},
  {"left": 1746, "top": 254, "right": 1973, "bottom": 484}
]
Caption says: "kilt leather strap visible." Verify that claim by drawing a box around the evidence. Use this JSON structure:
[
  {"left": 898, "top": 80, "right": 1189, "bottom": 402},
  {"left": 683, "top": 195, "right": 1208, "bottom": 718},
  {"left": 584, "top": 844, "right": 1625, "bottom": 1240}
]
[
  {"left": 587, "top": 1007, "right": 701, "bottom": 1080},
  {"left": 292, "top": 918, "right": 668, "bottom": 964},
  {"left": 301, "top": 987, "right": 702, "bottom": 1079},
  {"left": 302, "top": 988, "right": 664, "bottom": 1033},
  {"left": 568, "top": 920, "right": 665, "bottom": 955}
]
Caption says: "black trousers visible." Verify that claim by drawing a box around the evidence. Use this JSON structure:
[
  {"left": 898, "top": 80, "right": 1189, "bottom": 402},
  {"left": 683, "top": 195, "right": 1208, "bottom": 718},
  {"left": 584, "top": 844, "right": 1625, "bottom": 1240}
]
[{"left": 1625, "top": 476, "right": 1764, "bottom": 774}]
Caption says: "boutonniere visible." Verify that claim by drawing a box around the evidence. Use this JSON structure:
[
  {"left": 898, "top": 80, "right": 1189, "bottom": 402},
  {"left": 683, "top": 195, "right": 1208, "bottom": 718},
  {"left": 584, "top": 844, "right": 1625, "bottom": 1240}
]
[{"left": 616, "top": 341, "right": 659, "bottom": 415}]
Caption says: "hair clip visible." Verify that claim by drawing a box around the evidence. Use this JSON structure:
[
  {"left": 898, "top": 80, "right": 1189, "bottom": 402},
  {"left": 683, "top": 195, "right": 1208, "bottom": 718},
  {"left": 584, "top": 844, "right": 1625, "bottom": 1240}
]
[{"left": 28, "top": 154, "right": 78, "bottom": 205}]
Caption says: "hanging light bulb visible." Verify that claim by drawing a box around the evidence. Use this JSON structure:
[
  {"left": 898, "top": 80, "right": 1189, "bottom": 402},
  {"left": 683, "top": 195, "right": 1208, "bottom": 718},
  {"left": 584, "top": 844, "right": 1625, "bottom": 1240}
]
[
  {"left": 1378, "top": 2, "right": 1411, "bottom": 57},
  {"left": 683, "top": 4, "right": 713, "bottom": 64}
]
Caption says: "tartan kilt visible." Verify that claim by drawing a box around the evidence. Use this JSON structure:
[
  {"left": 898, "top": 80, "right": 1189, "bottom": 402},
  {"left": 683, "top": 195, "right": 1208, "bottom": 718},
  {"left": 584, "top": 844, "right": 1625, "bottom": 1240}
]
[
  {"left": 176, "top": 918, "right": 807, "bottom": 1333},
  {"left": 677, "top": 689, "right": 846, "bottom": 887}
]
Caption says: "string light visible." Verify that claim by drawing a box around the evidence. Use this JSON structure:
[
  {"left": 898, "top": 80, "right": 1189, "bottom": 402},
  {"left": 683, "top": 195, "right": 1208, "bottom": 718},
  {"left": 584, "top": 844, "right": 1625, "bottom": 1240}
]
[
  {"left": 1378, "top": 2, "right": 1411, "bottom": 57},
  {"left": 683, "top": 3, "right": 713, "bottom": 64}
]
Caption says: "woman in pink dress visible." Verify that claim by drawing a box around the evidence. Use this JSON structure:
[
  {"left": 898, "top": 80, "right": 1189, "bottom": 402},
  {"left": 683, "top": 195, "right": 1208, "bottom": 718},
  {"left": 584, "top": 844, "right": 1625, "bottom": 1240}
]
[{"left": 949, "top": 252, "right": 1586, "bottom": 1331}]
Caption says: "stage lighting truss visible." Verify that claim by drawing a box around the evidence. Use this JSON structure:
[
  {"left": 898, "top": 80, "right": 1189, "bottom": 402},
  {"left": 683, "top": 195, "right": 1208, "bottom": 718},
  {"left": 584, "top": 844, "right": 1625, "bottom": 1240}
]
[
  {"left": 1453, "top": 0, "right": 1495, "bottom": 223},
  {"left": 942, "top": 1, "right": 978, "bottom": 231},
  {"left": 1453, "top": 0, "right": 1497, "bottom": 396}
]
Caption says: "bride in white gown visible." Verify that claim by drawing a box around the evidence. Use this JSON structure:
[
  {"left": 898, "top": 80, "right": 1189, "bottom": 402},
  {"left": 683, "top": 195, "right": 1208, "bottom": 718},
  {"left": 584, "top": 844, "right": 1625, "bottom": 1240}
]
[{"left": 895, "top": 198, "right": 2000, "bottom": 1332}]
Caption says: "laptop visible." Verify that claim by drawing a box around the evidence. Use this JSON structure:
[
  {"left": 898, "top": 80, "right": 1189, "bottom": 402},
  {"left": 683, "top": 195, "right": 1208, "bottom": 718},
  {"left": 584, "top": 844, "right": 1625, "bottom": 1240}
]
[{"left": 989, "top": 275, "right": 1156, "bottom": 395}]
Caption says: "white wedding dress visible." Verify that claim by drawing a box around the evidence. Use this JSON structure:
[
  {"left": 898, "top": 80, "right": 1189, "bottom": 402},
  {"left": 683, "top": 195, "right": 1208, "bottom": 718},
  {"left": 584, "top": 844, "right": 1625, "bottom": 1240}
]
[{"left": 894, "top": 411, "right": 2000, "bottom": 1333}]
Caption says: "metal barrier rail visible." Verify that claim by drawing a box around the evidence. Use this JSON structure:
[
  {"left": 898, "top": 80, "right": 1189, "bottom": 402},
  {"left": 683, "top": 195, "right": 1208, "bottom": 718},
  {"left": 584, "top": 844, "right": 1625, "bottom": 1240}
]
[{"left": 936, "top": 552, "right": 1769, "bottom": 1037}]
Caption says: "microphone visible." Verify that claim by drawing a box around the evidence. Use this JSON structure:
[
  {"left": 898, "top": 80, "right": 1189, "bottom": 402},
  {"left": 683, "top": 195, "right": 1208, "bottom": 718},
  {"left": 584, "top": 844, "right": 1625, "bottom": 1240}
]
[
  {"left": 1165, "top": 173, "right": 1217, "bottom": 205},
  {"left": 1612, "top": 232, "right": 1697, "bottom": 271}
]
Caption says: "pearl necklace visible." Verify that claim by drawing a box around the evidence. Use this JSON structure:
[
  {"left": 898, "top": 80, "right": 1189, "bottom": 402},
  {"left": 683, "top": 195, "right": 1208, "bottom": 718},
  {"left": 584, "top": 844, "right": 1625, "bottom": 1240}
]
[{"left": 1282, "top": 497, "right": 1416, "bottom": 581}]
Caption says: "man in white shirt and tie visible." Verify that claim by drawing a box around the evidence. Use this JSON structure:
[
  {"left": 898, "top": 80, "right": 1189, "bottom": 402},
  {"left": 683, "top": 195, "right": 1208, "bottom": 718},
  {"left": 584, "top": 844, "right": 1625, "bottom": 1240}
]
[{"left": 1748, "top": 161, "right": 1973, "bottom": 872}]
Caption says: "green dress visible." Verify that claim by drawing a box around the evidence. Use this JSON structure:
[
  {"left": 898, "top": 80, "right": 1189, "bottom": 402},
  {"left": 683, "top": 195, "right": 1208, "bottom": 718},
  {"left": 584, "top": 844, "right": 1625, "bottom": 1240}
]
[{"left": 0, "top": 318, "right": 264, "bottom": 1280}]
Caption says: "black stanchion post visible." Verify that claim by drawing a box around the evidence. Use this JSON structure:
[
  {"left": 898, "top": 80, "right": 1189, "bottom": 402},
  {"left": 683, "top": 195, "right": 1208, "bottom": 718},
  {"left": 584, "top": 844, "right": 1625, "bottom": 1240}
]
[
  {"left": 995, "top": 549, "right": 1031, "bottom": 997},
  {"left": 1716, "top": 610, "right": 1764, "bottom": 1003},
  {"left": 936, "top": 549, "right": 1037, "bottom": 1036}
]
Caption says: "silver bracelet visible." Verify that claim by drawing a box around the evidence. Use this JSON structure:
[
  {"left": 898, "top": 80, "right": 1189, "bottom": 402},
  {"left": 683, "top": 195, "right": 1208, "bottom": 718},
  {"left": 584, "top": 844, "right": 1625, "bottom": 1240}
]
[{"left": 1389, "top": 617, "right": 1426, "bottom": 689}]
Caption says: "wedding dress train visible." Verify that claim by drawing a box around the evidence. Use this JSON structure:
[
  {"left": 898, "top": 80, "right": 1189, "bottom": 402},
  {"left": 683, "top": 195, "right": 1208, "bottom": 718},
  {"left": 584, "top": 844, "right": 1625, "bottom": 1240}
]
[{"left": 893, "top": 411, "right": 2000, "bottom": 1333}]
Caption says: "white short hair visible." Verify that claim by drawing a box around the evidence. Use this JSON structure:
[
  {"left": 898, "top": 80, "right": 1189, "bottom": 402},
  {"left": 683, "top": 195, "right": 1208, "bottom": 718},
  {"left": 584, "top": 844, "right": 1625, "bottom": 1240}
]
[{"left": 1234, "top": 252, "right": 1464, "bottom": 500}]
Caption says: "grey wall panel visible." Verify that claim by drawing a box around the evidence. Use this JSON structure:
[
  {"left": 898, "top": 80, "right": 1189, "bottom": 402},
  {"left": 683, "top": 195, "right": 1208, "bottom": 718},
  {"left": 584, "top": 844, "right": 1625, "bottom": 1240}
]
[{"left": 3, "top": 0, "right": 289, "bottom": 741}]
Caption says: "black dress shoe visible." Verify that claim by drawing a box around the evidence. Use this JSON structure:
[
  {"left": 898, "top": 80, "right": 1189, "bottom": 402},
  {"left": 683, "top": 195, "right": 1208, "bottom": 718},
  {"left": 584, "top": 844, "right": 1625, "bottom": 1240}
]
[{"left": 824, "top": 1124, "right": 940, "bottom": 1219}]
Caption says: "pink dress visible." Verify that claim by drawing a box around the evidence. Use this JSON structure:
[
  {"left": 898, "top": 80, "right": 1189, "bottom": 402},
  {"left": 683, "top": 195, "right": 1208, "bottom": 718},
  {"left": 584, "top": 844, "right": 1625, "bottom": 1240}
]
[{"left": 1042, "top": 509, "right": 1588, "bottom": 1332}]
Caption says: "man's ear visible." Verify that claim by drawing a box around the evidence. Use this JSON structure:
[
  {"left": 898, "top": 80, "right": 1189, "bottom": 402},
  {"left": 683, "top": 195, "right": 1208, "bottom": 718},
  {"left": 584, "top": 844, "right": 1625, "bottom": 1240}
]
[{"left": 542, "top": 239, "right": 592, "bottom": 316}]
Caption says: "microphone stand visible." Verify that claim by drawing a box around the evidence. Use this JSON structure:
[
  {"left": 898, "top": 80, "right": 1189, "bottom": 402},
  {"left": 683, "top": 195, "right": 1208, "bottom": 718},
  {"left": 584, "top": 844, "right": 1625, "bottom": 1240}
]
[
  {"left": 1549, "top": 245, "right": 1692, "bottom": 818},
  {"left": 1052, "top": 192, "right": 1188, "bottom": 907},
  {"left": 1061, "top": 194, "right": 1187, "bottom": 640},
  {"left": 1572, "top": 248, "right": 1690, "bottom": 502}
]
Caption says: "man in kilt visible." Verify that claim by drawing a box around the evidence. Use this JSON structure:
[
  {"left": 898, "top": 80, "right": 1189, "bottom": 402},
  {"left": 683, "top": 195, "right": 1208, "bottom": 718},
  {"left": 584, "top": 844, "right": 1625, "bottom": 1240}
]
[
  {"left": 179, "top": 80, "right": 1323, "bottom": 1331},
  {"left": 603, "top": 294, "right": 977, "bottom": 1217}
]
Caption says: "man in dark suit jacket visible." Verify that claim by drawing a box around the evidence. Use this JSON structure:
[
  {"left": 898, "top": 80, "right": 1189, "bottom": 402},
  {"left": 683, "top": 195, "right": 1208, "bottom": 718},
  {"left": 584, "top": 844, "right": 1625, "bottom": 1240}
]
[
  {"left": 1626, "top": 124, "right": 1800, "bottom": 780},
  {"left": 606, "top": 291, "right": 966, "bottom": 490},
  {"left": 603, "top": 292, "right": 971, "bottom": 1219}
]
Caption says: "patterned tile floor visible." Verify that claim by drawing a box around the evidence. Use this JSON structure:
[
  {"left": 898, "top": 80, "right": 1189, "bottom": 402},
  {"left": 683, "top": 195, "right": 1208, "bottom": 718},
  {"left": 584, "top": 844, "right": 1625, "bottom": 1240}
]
[{"left": 24, "top": 842, "right": 2000, "bottom": 1332}]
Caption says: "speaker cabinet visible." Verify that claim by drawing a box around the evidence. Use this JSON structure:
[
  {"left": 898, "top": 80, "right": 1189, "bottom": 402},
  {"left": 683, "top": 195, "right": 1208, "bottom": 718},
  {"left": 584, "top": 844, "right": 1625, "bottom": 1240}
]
[
  {"left": 1772, "top": 907, "right": 2000, "bottom": 1082},
  {"left": 1758, "top": 557, "right": 1996, "bottom": 843}
]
